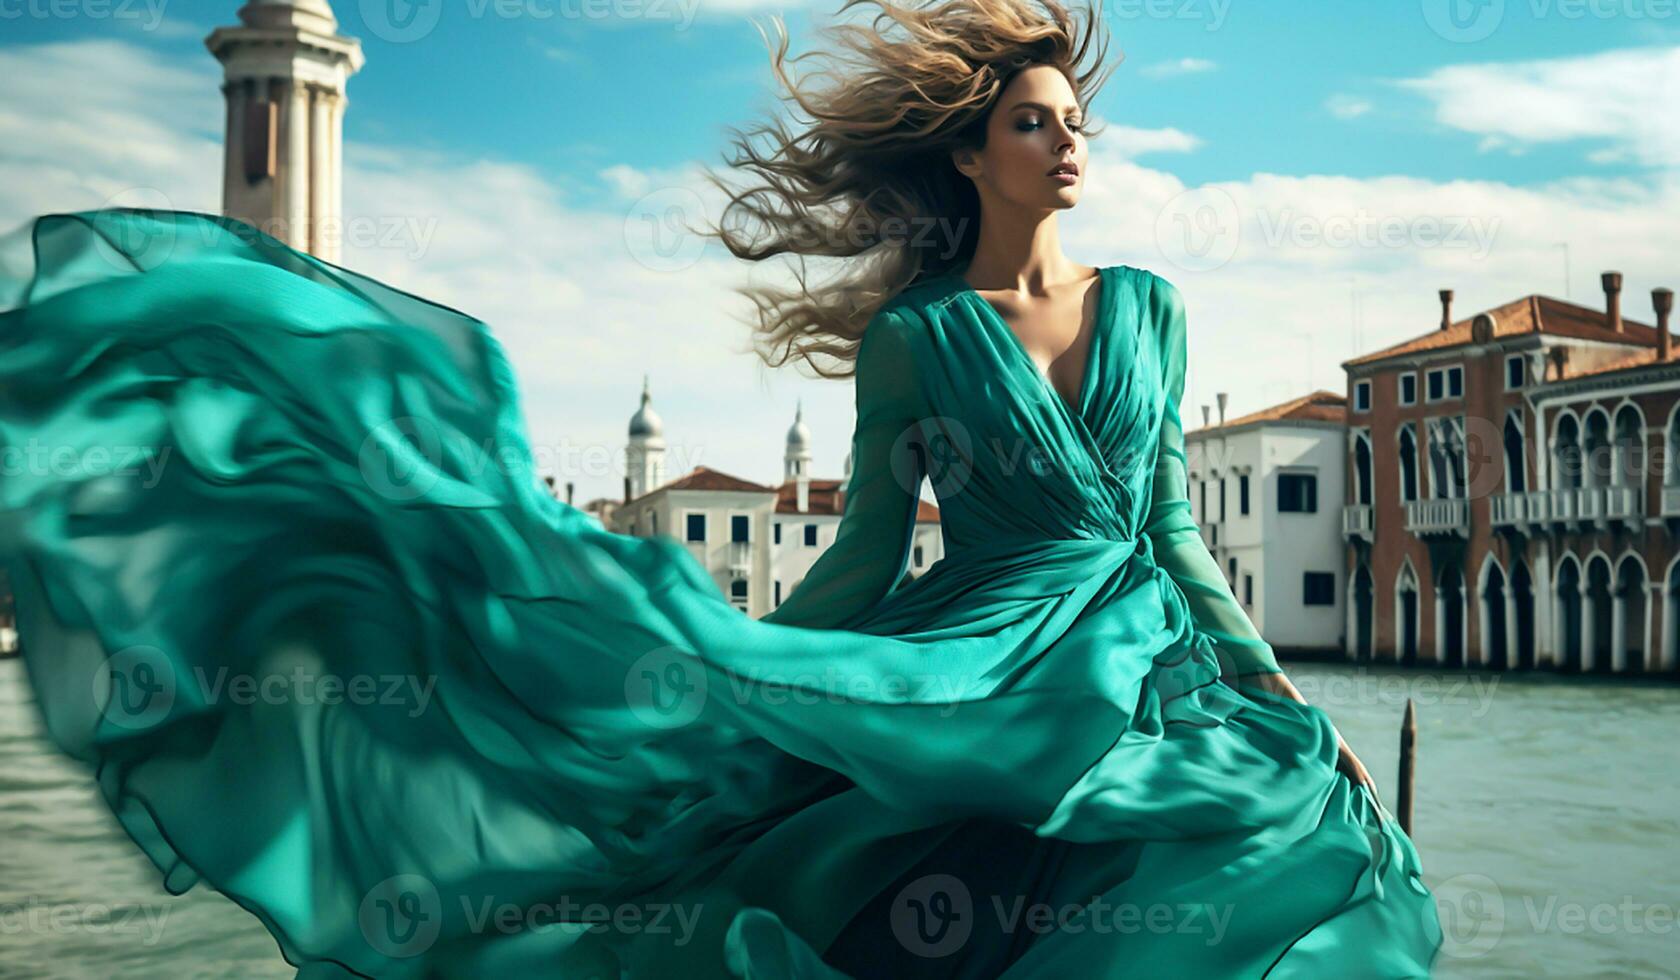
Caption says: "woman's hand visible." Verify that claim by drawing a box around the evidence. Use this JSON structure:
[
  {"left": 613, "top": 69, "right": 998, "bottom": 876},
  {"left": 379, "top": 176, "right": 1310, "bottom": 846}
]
[{"left": 1236, "top": 670, "right": 1384, "bottom": 813}]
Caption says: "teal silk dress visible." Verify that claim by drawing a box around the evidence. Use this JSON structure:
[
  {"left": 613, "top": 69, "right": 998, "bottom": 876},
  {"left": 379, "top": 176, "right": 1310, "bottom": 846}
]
[{"left": 0, "top": 210, "right": 1442, "bottom": 978}]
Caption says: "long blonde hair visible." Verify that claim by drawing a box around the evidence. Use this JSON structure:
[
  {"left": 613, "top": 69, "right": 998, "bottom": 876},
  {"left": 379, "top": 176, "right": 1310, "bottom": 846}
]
[{"left": 703, "top": 0, "right": 1118, "bottom": 378}]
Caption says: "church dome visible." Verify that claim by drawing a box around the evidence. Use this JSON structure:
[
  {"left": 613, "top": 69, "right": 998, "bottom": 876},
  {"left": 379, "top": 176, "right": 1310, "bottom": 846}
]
[
  {"left": 785, "top": 399, "right": 812, "bottom": 451},
  {"left": 629, "top": 375, "right": 663, "bottom": 439}
]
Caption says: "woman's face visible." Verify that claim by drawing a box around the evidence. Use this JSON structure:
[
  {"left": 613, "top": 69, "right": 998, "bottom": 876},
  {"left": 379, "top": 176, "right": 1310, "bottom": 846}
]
[{"left": 952, "top": 64, "right": 1087, "bottom": 211}]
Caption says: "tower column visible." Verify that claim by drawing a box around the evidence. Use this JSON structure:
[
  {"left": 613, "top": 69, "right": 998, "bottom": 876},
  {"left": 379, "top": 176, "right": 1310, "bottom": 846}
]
[
  {"left": 207, "top": 0, "right": 363, "bottom": 260},
  {"left": 310, "top": 84, "right": 332, "bottom": 258},
  {"left": 285, "top": 78, "right": 311, "bottom": 249}
]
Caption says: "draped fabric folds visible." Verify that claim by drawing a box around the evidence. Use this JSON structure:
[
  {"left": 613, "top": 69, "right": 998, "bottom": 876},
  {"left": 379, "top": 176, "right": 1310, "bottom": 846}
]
[{"left": 0, "top": 210, "right": 1441, "bottom": 978}]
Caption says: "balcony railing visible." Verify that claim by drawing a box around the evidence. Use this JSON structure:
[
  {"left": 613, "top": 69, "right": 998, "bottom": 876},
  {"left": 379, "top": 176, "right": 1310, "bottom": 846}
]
[
  {"left": 1403, "top": 497, "right": 1468, "bottom": 536},
  {"left": 1603, "top": 485, "right": 1644, "bottom": 523},
  {"left": 1341, "top": 504, "right": 1373, "bottom": 539},
  {"left": 1663, "top": 485, "right": 1680, "bottom": 518}
]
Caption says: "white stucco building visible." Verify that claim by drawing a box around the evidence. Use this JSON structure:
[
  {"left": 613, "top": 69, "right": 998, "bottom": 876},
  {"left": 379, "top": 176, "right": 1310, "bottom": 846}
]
[
  {"left": 604, "top": 385, "right": 943, "bottom": 617},
  {"left": 1185, "top": 390, "right": 1349, "bottom": 656}
]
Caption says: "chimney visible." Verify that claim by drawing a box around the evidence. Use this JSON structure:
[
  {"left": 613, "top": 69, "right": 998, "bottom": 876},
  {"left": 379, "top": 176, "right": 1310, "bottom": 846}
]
[
  {"left": 1439, "top": 289, "right": 1454, "bottom": 332},
  {"left": 1201, "top": 405, "right": 1211, "bottom": 428},
  {"left": 1216, "top": 392, "right": 1228, "bottom": 425},
  {"left": 565, "top": 481, "right": 575, "bottom": 505},
  {"left": 1603, "top": 271, "right": 1623, "bottom": 334},
  {"left": 623, "top": 475, "right": 631, "bottom": 504},
  {"left": 796, "top": 474, "right": 810, "bottom": 513},
  {"left": 1656, "top": 288, "right": 1674, "bottom": 361}
]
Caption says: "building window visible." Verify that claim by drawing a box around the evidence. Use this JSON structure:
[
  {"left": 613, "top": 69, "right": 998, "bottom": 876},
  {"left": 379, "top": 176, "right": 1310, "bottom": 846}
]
[
  {"left": 1506, "top": 355, "right": 1525, "bottom": 390},
  {"left": 1227, "top": 556, "right": 1237, "bottom": 585},
  {"left": 1211, "top": 525, "right": 1218, "bottom": 546},
  {"left": 1303, "top": 572, "right": 1336, "bottom": 606},
  {"left": 1399, "top": 372, "right": 1417, "bottom": 406},
  {"left": 651, "top": 513, "right": 657, "bottom": 536},
  {"left": 1278, "top": 472, "right": 1318, "bottom": 513},
  {"left": 913, "top": 545, "right": 924, "bottom": 566},
  {"left": 731, "top": 514, "right": 750, "bottom": 543},
  {"left": 1429, "top": 416, "right": 1467, "bottom": 499},
  {"left": 1239, "top": 474, "right": 1250, "bottom": 515},
  {"left": 1199, "top": 481, "right": 1207, "bottom": 521},
  {"left": 774, "top": 523, "right": 781, "bottom": 544},
  {"left": 1243, "top": 573, "right": 1253, "bottom": 606},
  {"left": 686, "top": 513, "right": 705, "bottom": 542},
  {"left": 803, "top": 523, "right": 818, "bottom": 547},
  {"left": 1353, "top": 380, "right": 1371, "bottom": 413},
  {"left": 1427, "top": 365, "right": 1463, "bottom": 402},
  {"left": 1399, "top": 425, "right": 1420, "bottom": 502},
  {"left": 1219, "top": 478, "right": 1227, "bottom": 521},
  {"left": 730, "top": 578, "right": 748, "bottom": 610},
  {"left": 774, "top": 579, "right": 782, "bottom": 605}
]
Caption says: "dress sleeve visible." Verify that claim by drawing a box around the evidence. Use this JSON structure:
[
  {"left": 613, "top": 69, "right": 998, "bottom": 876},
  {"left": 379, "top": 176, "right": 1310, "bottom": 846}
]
[
  {"left": 1140, "top": 275, "right": 1282, "bottom": 677},
  {"left": 759, "top": 307, "right": 926, "bottom": 630}
]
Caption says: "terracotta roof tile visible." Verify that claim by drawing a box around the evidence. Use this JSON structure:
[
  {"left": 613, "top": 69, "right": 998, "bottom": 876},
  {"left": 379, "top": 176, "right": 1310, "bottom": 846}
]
[
  {"left": 1343, "top": 294, "right": 1658, "bottom": 368},
  {"left": 1187, "top": 389, "right": 1347, "bottom": 436},
  {"left": 649, "top": 466, "right": 778, "bottom": 496}
]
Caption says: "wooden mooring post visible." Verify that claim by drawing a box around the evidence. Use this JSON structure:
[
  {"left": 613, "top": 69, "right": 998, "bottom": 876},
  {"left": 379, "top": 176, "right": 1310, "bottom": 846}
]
[{"left": 1397, "top": 698, "right": 1417, "bottom": 836}]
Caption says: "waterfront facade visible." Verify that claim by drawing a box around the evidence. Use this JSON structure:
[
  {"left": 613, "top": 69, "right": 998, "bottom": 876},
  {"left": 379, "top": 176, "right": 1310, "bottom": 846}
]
[
  {"left": 1342, "top": 273, "right": 1680, "bottom": 674},
  {"left": 602, "top": 390, "right": 943, "bottom": 618},
  {"left": 1186, "top": 391, "right": 1349, "bottom": 657}
]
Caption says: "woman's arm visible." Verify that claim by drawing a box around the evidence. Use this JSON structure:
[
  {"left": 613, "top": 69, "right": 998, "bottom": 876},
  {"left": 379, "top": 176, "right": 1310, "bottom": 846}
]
[
  {"left": 1141, "top": 276, "right": 1383, "bottom": 806},
  {"left": 759, "top": 308, "right": 926, "bottom": 630},
  {"left": 1140, "top": 274, "right": 1282, "bottom": 679}
]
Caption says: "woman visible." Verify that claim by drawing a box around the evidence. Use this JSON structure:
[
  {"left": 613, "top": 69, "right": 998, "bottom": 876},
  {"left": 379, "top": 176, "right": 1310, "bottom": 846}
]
[{"left": 0, "top": 0, "right": 1442, "bottom": 976}]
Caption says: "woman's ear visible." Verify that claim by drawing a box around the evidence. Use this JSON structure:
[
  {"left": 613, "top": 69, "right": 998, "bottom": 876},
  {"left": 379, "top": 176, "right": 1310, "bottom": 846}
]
[{"left": 950, "top": 146, "right": 981, "bottom": 181}]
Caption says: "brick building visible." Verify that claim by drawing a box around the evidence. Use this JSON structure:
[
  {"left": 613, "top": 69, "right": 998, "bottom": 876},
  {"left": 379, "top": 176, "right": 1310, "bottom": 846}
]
[{"left": 1342, "top": 272, "right": 1678, "bottom": 674}]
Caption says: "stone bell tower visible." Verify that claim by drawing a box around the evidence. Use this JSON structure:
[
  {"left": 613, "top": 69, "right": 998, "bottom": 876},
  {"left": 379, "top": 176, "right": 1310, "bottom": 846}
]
[{"left": 206, "top": 0, "right": 363, "bottom": 263}]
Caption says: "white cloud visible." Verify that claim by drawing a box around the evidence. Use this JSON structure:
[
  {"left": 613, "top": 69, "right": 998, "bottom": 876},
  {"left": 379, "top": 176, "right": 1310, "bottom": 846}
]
[
  {"left": 1101, "top": 125, "right": 1204, "bottom": 156},
  {"left": 1326, "top": 94, "right": 1372, "bottom": 120},
  {"left": 1397, "top": 45, "right": 1680, "bottom": 167},
  {"left": 1139, "top": 57, "right": 1217, "bottom": 79}
]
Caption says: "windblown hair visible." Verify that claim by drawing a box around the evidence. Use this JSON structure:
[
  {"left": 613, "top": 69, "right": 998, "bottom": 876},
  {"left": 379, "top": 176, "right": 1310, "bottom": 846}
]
[{"left": 702, "top": 0, "right": 1118, "bottom": 378}]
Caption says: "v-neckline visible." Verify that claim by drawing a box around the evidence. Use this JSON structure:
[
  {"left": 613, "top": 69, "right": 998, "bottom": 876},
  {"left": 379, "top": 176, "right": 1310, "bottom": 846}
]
[{"left": 944, "top": 265, "right": 1113, "bottom": 419}]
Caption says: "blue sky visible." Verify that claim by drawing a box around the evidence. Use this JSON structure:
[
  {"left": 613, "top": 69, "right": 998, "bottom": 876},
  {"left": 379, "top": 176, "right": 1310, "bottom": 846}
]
[{"left": 3, "top": 0, "right": 1678, "bottom": 501}]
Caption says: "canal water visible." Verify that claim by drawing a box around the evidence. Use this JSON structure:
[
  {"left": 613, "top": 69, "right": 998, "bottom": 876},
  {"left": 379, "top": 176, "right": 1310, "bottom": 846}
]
[{"left": 1, "top": 657, "right": 1675, "bottom": 978}]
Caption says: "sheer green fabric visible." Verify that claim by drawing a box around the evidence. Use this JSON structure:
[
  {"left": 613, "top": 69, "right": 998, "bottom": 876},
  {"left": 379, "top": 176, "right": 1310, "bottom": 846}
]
[
  {"left": 1141, "top": 278, "right": 1282, "bottom": 677},
  {"left": 0, "top": 210, "right": 1441, "bottom": 979}
]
